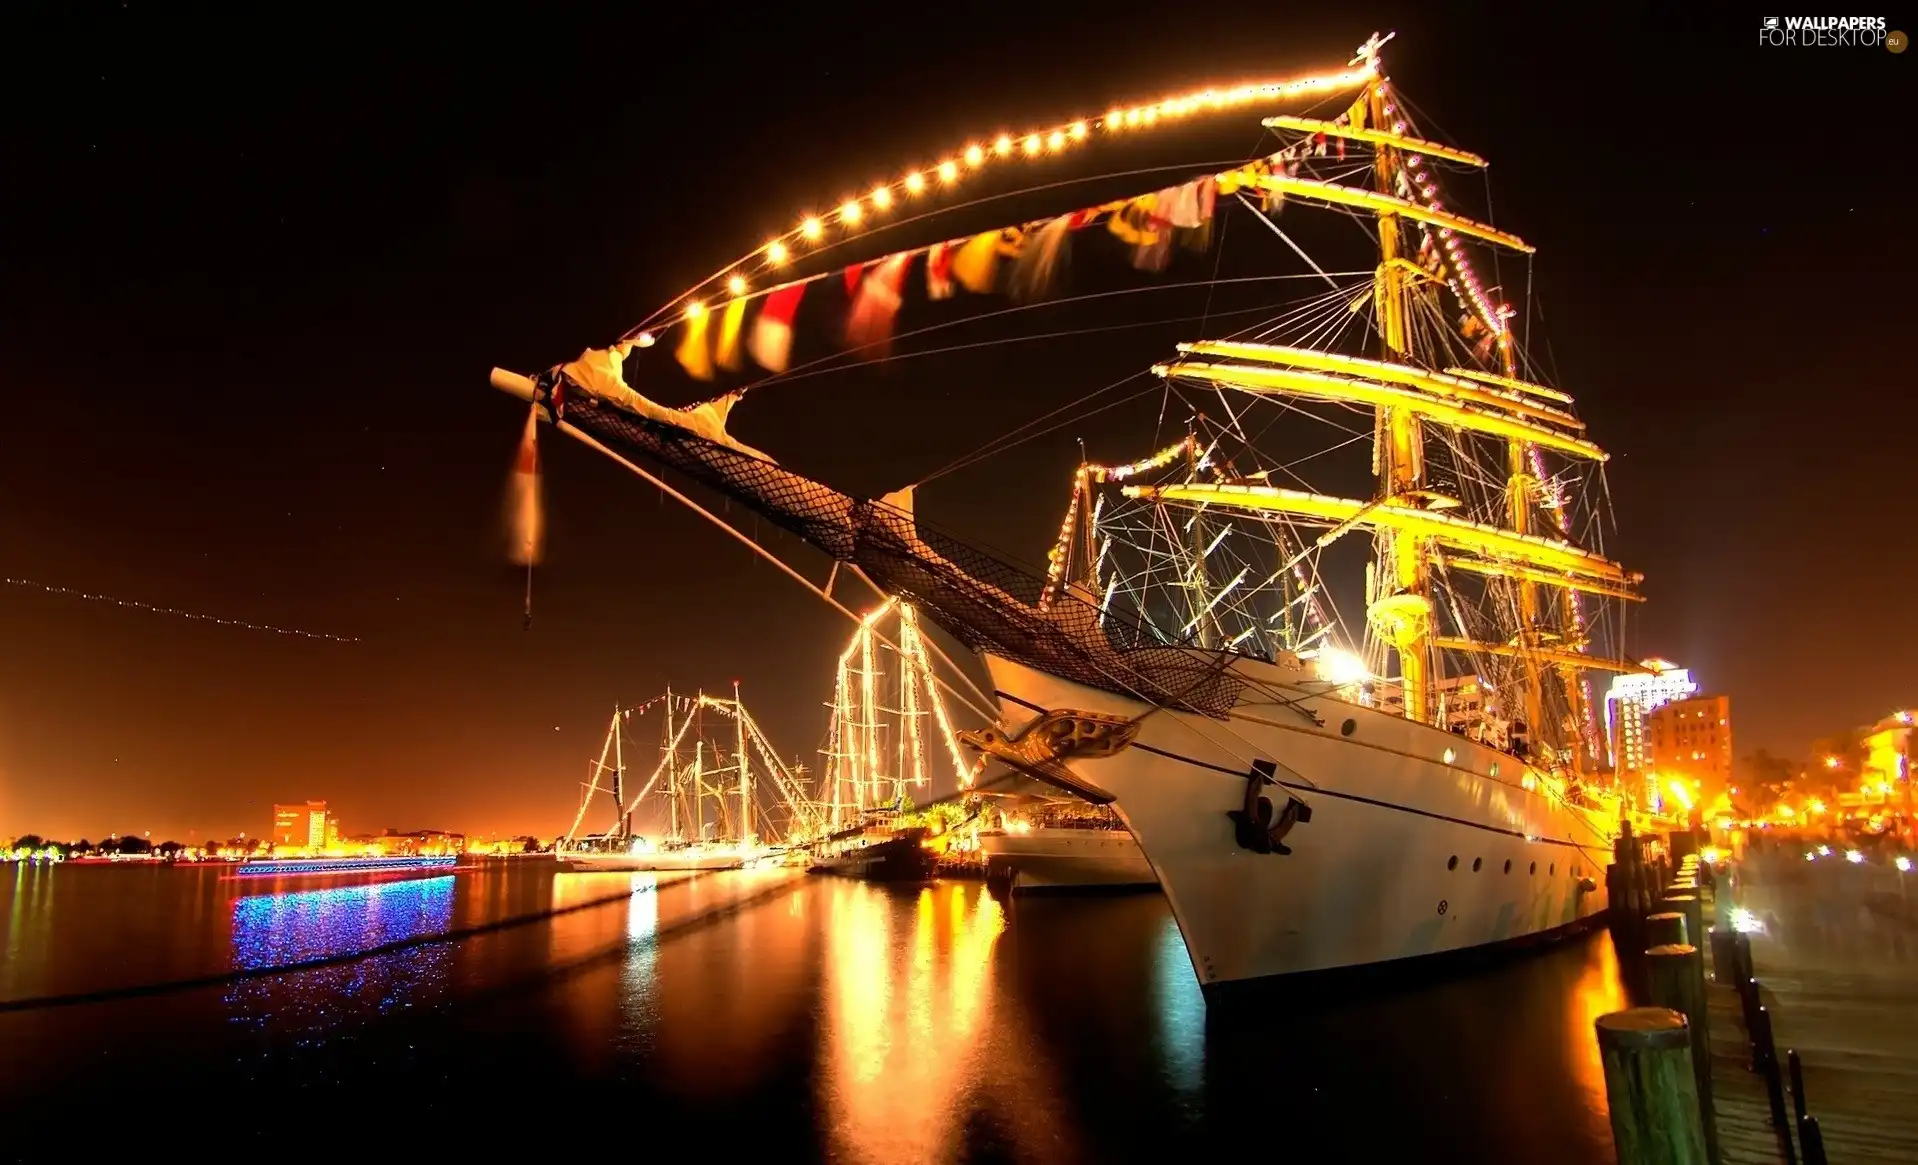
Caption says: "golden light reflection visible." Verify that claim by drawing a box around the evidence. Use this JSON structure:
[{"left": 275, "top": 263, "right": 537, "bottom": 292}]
[
  {"left": 546, "top": 872, "right": 640, "bottom": 1071},
  {"left": 1566, "top": 935, "right": 1629, "bottom": 1115},
  {"left": 821, "top": 881, "right": 1007, "bottom": 1162}
]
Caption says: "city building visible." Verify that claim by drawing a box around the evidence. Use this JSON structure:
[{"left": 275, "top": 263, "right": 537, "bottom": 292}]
[
  {"left": 271, "top": 801, "right": 331, "bottom": 850},
  {"left": 341, "top": 829, "right": 466, "bottom": 857},
  {"left": 1857, "top": 710, "right": 1914, "bottom": 813},
  {"left": 1644, "top": 694, "right": 1732, "bottom": 811},
  {"left": 1603, "top": 659, "right": 1696, "bottom": 779}
]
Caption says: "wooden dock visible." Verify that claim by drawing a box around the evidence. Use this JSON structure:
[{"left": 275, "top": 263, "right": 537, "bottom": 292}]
[
  {"left": 1721, "top": 849, "right": 1918, "bottom": 1163},
  {"left": 1704, "top": 950, "right": 1799, "bottom": 1164}
]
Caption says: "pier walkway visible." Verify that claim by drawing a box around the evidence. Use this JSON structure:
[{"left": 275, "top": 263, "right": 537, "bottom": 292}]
[{"left": 1713, "top": 849, "right": 1918, "bottom": 1163}]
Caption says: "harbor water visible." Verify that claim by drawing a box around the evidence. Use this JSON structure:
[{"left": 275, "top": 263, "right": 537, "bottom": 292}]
[{"left": 3, "top": 860, "right": 1629, "bottom": 1160}]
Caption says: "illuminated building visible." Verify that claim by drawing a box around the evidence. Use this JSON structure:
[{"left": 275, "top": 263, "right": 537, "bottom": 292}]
[
  {"left": 1603, "top": 659, "right": 1696, "bottom": 778},
  {"left": 1645, "top": 694, "right": 1732, "bottom": 806},
  {"left": 343, "top": 829, "right": 466, "bottom": 857},
  {"left": 271, "top": 801, "right": 331, "bottom": 850},
  {"left": 1860, "top": 711, "right": 1914, "bottom": 811}
]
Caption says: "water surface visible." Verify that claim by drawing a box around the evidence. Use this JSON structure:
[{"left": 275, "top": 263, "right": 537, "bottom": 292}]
[{"left": 2, "top": 860, "right": 1627, "bottom": 1160}]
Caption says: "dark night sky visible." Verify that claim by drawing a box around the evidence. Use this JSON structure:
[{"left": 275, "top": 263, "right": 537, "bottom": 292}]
[{"left": 3, "top": 4, "right": 1913, "bottom": 842}]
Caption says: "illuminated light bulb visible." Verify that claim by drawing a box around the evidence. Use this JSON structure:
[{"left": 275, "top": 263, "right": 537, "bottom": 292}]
[
  {"left": 1104, "top": 108, "right": 1123, "bottom": 127},
  {"left": 1046, "top": 130, "right": 1065, "bottom": 150},
  {"left": 726, "top": 274, "right": 746, "bottom": 296},
  {"left": 870, "top": 185, "right": 892, "bottom": 209},
  {"left": 903, "top": 170, "right": 926, "bottom": 194},
  {"left": 838, "top": 199, "right": 863, "bottom": 225},
  {"left": 800, "top": 216, "right": 823, "bottom": 240},
  {"left": 937, "top": 159, "right": 959, "bottom": 183},
  {"left": 993, "top": 134, "right": 1012, "bottom": 155},
  {"left": 1125, "top": 108, "right": 1142, "bottom": 126},
  {"left": 1898, "top": 856, "right": 1912, "bottom": 873},
  {"left": 1069, "top": 121, "right": 1087, "bottom": 140},
  {"left": 635, "top": 331, "right": 656, "bottom": 348},
  {"left": 1022, "top": 133, "right": 1041, "bottom": 155},
  {"left": 1141, "top": 107, "right": 1157, "bottom": 125},
  {"left": 964, "top": 143, "right": 984, "bottom": 166},
  {"left": 685, "top": 299, "right": 707, "bottom": 320},
  {"left": 765, "top": 240, "right": 789, "bottom": 265},
  {"left": 1846, "top": 849, "right": 1865, "bottom": 864}
]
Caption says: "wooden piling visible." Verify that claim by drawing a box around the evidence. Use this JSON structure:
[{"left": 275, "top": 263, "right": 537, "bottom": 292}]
[
  {"left": 1597, "top": 1007, "right": 1712, "bottom": 1165},
  {"left": 1663, "top": 895, "right": 1706, "bottom": 967},
  {"left": 1647, "top": 911, "right": 1688, "bottom": 948},
  {"left": 1647, "top": 944, "right": 1719, "bottom": 1164}
]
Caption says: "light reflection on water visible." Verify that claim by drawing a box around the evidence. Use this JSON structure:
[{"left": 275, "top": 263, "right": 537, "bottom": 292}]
[
  {"left": 3, "top": 864, "right": 1633, "bottom": 1161},
  {"left": 1153, "top": 915, "right": 1206, "bottom": 1099},
  {"left": 820, "top": 880, "right": 1009, "bottom": 1164},
  {"left": 224, "top": 876, "right": 455, "bottom": 1031}
]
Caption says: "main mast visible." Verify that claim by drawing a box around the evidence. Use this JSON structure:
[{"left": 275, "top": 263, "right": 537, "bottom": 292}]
[{"left": 1361, "top": 69, "right": 1433, "bottom": 727}]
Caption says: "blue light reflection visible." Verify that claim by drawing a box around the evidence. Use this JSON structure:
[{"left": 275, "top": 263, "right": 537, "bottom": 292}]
[
  {"left": 1153, "top": 917, "right": 1205, "bottom": 1098},
  {"left": 224, "top": 876, "right": 455, "bottom": 1036}
]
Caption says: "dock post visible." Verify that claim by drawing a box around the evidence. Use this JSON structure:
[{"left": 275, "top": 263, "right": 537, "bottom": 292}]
[
  {"left": 1646, "top": 911, "right": 1688, "bottom": 948},
  {"left": 1647, "top": 944, "right": 1719, "bottom": 1165},
  {"left": 1663, "top": 895, "right": 1704, "bottom": 950},
  {"left": 1595, "top": 1007, "right": 1711, "bottom": 1165}
]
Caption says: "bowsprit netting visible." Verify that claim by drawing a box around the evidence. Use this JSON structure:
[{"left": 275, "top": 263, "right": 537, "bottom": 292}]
[{"left": 540, "top": 386, "right": 1248, "bottom": 719}]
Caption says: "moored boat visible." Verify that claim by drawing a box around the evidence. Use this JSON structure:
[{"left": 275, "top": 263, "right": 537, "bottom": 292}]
[{"left": 808, "top": 826, "right": 938, "bottom": 882}]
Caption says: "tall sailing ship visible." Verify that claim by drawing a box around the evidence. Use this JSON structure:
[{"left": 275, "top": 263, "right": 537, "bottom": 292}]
[
  {"left": 497, "top": 35, "right": 1648, "bottom": 991},
  {"left": 555, "top": 688, "right": 821, "bottom": 872}
]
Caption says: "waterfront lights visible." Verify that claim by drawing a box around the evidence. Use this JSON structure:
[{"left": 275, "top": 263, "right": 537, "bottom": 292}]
[
  {"left": 1819, "top": 845, "right": 1832, "bottom": 857},
  {"left": 1898, "top": 856, "right": 1912, "bottom": 873},
  {"left": 1730, "top": 906, "right": 1764, "bottom": 934},
  {"left": 1846, "top": 849, "right": 1865, "bottom": 864}
]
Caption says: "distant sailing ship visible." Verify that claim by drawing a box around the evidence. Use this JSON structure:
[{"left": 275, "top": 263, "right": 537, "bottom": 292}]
[
  {"left": 554, "top": 688, "right": 818, "bottom": 873},
  {"left": 498, "top": 35, "right": 1647, "bottom": 990}
]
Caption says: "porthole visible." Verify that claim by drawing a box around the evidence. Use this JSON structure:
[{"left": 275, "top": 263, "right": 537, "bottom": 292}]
[
  {"left": 1489, "top": 762, "right": 1500, "bottom": 779},
  {"left": 1472, "top": 857, "right": 1482, "bottom": 872},
  {"left": 1503, "top": 859, "right": 1512, "bottom": 874},
  {"left": 1447, "top": 855, "right": 1458, "bottom": 871},
  {"left": 1529, "top": 861, "right": 1537, "bottom": 875},
  {"left": 1341, "top": 718, "right": 1356, "bottom": 737},
  {"left": 1443, "top": 747, "right": 1457, "bottom": 765},
  {"left": 1550, "top": 863, "right": 1556, "bottom": 876}
]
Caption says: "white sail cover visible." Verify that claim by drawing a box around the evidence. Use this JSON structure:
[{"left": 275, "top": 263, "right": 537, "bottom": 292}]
[{"left": 558, "top": 344, "right": 775, "bottom": 463}]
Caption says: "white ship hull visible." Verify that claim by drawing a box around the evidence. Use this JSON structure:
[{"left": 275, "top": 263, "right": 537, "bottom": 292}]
[
  {"left": 983, "top": 653, "right": 1616, "bottom": 990},
  {"left": 980, "top": 828, "right": 1158, "bottom": 892},
  {"left": 555, "top": 847, "right": 749, "bottom": 873}
]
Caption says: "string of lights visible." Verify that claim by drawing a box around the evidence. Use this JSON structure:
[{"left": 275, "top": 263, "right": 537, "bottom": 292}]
[
  {"left": 633, "top": 63, "right": 1379, "bottom": 335},
  {"left": 3, "top": 576, "right": 360, "bottom": 644}
]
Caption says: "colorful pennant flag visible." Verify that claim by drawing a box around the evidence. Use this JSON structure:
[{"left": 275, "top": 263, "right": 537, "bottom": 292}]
[
  {"left": 675, "top": 305, "right": 714, "bottom": 380},
  {"left": 715, "top": 297, "right": 748, "bottom": 371},
  {"left": 508, "top": 405, "right": 542, "bottom": 567},
  {"left": 847, "top": 253, "right": 911, "bottom": 355},
  {"left": 749, "top": 283, "right": 805, "bottom": 373}
]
